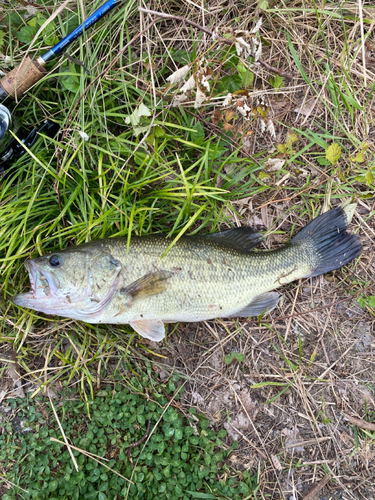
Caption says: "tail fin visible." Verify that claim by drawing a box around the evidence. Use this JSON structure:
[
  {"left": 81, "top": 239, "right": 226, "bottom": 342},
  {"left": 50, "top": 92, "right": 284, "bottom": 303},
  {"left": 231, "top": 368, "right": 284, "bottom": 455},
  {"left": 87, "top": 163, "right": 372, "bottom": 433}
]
[{"left": 292, "top": 206, "right": 362, "bottom": 277}]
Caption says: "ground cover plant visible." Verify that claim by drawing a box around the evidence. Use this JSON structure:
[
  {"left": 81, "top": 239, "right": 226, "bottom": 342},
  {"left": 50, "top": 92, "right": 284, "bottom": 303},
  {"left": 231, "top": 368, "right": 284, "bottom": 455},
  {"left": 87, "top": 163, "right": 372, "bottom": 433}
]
[
  {"left": 0, "top": 0, "right": 374, "bottom": 498},
  {"left": 0, "top": 379, "right": 258, "bottom": 499}
]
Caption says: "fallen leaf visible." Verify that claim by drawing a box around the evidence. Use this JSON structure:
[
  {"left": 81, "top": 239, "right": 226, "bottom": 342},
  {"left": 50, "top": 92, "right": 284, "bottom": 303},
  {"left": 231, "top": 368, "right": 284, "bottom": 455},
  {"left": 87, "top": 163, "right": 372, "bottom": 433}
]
[
  {"left": 8, "top": 361, "right": 25, "bottom": 399},
  {"left": 172, "top": 94, "right": 188, "bottom": 107},
  {"left": 225, "top": 109, "right": 235, "bottom": 122},
  {"left": 271, "top": 454, "right": 283, "bottom": 471},
  {"left": 166, "top": 64, "right": 191, "bottom": 84},
  {"left": 251, "top": 17, "right": 263, "bottom": 35},
  {"left": 238, "top": 388, "right": 259, "bottom": 419},
  {"left": 125, "top": 103, "right": 151, "bottom": 126},
  {"left": 326, "top": 142, "right": 342, "bottom": 165},
  {"left": 285, "top": 131, "right": 299, "bottom": 148},
  {"left": 194, "top": 87, "right": 206, "bottom": 108},
  {"left": 294, "top": 97, "right": 321, "bottom": 118},
  {"left": 282, "top": 426, "right": 304, "bottom": 453},
  {"left": 267, "top": 120, "right": 276, "bottom": 138},
  {"left": 222, "top": 93, "right": 233, "bottom": 106},
  {"left": 275, "top": 172, "right": 290, "bottom": 186},
  {"left": 180, "top": 74, "right": 195, "bottom": 93},
  {"left": 191, "top": 392, "right": 205, "bottom": 405},
  {"left": 212, "top": 109, "right": 222, "bottom": 123},
  {"left": 224, "top": 412, "right": 251, "bottom": 442},
  {"left": 265, "top": 158, "right": 286, "bottom": 171},
  {"left": 0, "top": 390, "right": 6, "bottom": 404}
]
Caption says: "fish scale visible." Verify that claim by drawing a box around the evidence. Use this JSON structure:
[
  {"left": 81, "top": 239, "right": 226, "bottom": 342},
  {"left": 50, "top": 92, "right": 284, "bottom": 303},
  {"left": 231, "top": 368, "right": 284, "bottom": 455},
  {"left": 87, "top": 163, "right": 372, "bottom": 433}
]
[
  {"left": 99, "top": 236, "right": 310, "bottom": 324},
  {"left": 12, "top": 206, "right": 362, "bottom": 342}
]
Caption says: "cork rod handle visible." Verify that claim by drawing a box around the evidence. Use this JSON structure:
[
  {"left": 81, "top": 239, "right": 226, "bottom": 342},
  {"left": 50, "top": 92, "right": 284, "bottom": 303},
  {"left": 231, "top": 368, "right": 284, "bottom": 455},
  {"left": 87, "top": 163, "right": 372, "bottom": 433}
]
[{"left": 0, "top": 57, "right": 46, "bottom": 100}]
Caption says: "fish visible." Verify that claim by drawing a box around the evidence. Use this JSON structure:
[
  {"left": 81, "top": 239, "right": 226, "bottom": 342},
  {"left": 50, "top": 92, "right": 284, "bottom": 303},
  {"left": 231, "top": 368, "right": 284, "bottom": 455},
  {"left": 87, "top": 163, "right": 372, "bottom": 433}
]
[{"left": 12, "top": 205, "right": 362, "bottom": 342}]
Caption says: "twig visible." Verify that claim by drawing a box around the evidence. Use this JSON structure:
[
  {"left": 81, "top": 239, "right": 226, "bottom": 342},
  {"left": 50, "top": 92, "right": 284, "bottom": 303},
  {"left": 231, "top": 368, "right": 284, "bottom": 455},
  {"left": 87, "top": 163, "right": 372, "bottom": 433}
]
[
  {"left": 302, "top": 475, "right": 330, "bottom": 500},
  {"left": 49, "top": 396, "right": 79, "bottom": 472},
  {"left": 345, "top": 414, "right": 375, "bottom": 432},
  {"left": 258, "top": 59, "right": 294, "bottom": 81},
  {"left": 125, "top": 420, "right": 151, "bottom": 457},
  {"left": 139, "top": 7, "right": 294, "bottom": 80}
]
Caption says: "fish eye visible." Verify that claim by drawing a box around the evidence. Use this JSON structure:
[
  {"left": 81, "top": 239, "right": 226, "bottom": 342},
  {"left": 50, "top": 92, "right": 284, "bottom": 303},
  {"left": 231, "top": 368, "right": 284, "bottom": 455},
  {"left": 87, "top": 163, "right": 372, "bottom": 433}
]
[{"left": 49, "top": 254, "right": 62, "bottom": 268}]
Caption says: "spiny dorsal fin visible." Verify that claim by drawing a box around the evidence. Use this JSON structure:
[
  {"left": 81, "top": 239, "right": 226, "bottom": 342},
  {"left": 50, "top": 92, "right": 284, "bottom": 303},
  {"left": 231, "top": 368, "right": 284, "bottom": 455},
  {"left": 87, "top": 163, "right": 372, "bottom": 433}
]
[
  {"left": 199, "top": 226, "right": 263, "bottom": 253},
  {"left": 120, "top": 270, "right": 173, "bottom": 304}
]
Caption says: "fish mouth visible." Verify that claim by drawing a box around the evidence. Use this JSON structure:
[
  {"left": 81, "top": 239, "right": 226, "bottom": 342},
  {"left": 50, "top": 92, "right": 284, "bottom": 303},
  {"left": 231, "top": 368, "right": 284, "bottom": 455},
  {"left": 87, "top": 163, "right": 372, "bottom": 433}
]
[
  {"left": 12, "top": 259, "right": 120, "bottom": 320},
  {"left": 12, "top": 260, "right": 60, "bottom": 308}
]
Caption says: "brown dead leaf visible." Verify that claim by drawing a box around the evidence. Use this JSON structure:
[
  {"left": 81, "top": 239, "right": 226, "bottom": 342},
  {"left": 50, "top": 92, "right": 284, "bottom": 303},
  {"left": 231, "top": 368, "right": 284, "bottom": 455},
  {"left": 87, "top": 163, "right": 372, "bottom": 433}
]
[
  {"left": 248, "top": 215, "right": 264, "bottom": 227},
  {"left": 354, "top": 42, "right": 375, "bottom": 67},
  {"left": 223, "top": 122, "right": 233, "bottom": 132},
  {"left": 7, "top": 349, "right": 25, "bottom": 398},
  {"left": 224, "top": 412, "right": 251, "bottom": 442},
  {"left": 224, "top": 109, "right": 235, "bottom": 122},
  {"left": 268, "top": 97, "right": 289, "bottom": 117},
  {"left": 261, "top": 206, "right": 269, "bottom": 227},
  {"left": 271, "top": 454, "right": 283, "bottom": 471},
  {"left": 238, "top": 387, "right": 259, "bottom": 420},
  {"left": 212, "top": 109, "right": 222, "bottom": 123},
  {"left": 282, "top": 426, "right": 304, "bottom": 453},
  {"left": 265, "top": 158, "right": 286, "bottom": 171},
  {"left": 294, "top": 98, "right": 322, "bottom": 119}
]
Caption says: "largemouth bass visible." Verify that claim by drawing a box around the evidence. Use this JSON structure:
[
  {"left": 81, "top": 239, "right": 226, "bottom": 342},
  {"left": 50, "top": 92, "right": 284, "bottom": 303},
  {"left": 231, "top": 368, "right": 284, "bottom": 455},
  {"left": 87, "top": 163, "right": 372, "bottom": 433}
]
[{"left": 12, "top": 206, "right": 362, "bottom": 341}]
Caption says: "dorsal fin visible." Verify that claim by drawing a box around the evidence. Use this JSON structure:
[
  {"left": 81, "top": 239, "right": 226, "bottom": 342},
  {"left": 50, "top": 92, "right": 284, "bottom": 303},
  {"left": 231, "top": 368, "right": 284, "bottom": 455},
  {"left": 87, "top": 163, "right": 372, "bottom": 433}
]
[{"left": 198, "top": 226, "right": 263, "bottom": 253}]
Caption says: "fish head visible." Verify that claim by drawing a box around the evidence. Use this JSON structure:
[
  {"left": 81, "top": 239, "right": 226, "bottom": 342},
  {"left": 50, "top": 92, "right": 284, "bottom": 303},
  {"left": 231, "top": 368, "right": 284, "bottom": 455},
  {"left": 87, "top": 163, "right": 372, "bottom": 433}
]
[{"left": 12, "top": 245, "right": 122, "bottom": 319}]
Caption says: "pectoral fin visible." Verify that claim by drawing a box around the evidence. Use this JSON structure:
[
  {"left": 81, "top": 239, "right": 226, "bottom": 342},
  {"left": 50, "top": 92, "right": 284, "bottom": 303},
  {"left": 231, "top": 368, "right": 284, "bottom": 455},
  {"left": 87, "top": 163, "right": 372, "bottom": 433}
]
[
  {"left": 130, "top": 319, "right": 165, "bottom": 341},
  {"left": 228, "top": 292, "right": 279, "bottom": 317},
  {"left": 120, "top": 270, "right": 173, "bottom": 305}
]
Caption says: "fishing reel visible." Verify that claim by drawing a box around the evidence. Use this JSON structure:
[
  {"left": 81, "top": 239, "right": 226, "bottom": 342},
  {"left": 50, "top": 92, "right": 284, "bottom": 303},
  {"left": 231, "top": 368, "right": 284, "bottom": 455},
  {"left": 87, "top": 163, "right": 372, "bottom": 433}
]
[{"left": 0, "top": 103, "right": 59, "bottom": 176}]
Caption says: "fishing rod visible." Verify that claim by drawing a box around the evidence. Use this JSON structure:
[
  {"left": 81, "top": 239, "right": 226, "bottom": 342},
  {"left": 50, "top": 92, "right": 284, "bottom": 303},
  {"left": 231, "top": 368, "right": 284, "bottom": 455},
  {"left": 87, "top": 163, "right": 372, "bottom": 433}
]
[{"left": 0, "top": 0, "right": 121, "bottom": 173}]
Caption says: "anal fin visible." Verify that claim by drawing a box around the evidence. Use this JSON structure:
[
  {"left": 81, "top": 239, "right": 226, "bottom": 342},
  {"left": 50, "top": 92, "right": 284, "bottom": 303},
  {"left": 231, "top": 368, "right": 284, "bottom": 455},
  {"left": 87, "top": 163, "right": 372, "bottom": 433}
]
[
  {"left": 130, "top": 319, "right": 165, "bottom": 341},
  {"left": 228, "top": 292, "right": 279, "bottom": 318}
]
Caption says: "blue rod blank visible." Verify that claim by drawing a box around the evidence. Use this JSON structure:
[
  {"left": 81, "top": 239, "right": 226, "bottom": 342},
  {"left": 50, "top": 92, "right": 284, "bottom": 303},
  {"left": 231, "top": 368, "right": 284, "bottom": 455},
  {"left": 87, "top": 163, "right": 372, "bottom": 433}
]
[{"left": 41, "top": 0, "right": 120, "bottom": 62}]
